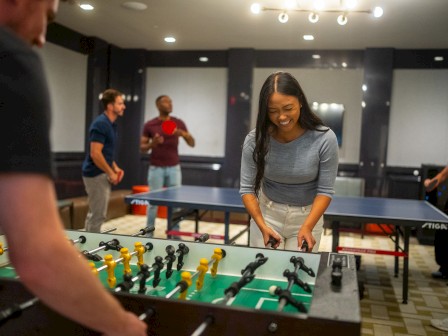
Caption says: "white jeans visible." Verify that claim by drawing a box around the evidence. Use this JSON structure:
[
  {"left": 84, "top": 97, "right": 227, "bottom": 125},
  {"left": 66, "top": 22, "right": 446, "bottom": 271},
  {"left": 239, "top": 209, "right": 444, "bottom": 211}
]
[{"left": 250, "top": 192, "right": 323, "bottom": 252}]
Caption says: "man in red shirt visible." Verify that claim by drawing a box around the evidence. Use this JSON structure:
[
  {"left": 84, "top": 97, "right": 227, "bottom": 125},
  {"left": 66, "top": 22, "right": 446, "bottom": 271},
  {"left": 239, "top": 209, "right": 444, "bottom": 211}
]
[{"left": 140, "top": 95, "right": 195, "bottom": 236}]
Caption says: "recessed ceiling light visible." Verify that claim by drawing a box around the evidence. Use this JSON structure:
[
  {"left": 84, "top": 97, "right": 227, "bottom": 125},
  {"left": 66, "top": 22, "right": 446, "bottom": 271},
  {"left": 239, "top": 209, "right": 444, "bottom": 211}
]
[
  {"left": 303, "top": 35, "right": 314, "bottom": 41},
  {"left": 199, "top": 57, "right": 209, "bottom": 62},
  {"left": 164, "top": 36, "right": 176, "bottom": 43},
  {"left": 434, "top": 56, "right": 444, "bottom": 62},
  {"left": 312, "top": 54, "right": 321, "bottom": 59},
  {"left": 341, "top": 62, "right": 348, "bottom": 67},
  {"left": 79, "top": 3, "right": 94, "bottom": 10},
  {"left": 121, "top": 1, "right": 147, "bottom": 10}
]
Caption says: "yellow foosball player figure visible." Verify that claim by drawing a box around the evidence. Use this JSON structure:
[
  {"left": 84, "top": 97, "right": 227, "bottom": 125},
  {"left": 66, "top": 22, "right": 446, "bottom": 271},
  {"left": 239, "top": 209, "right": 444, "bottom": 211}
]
[
  {"left": 134, "top": 242, "right": 146, "bottom": 268},
  {"left": 89, "top": 262, "right": 99, "bottom": 277},
  {"left": 210, "top": 248, "right": 223, "bottom": 277},
  {"left": 0, "top": 242, "right": 7, "bottom": 255},
  {"left": 104, "top": 254, "right": 117, "bottom": 288},
  {"left": 120, "top": 247, "right": 132, "bottom": 275},
  {"left": 178, "top": 271, "right": 192, "bottom": 300},
  {"left": 196, "top": 258, "right": 209, "bottom": 291}
]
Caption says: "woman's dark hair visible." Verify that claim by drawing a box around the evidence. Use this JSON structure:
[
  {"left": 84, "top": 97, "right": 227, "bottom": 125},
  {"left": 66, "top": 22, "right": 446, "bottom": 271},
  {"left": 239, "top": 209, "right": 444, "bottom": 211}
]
[{"left": 253, "top": 71, "right": 327, "bottom": 195}]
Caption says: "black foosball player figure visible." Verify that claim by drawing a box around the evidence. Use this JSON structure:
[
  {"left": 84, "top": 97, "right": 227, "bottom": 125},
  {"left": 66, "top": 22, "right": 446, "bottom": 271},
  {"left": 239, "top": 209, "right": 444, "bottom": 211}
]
[
  {"left": 152, "top": 256, "right": 165, "bottom": 288},
  {"left": 138, "top": 264, "right": 151, "bottom": 294},
  {"left": 176, "top": 243, "right": 189, "bottom": 271},
  {"left": 164, "top": 245, "right": 176, "bottom": 279},
  {"left": 115, "top": 274, "right": 134, "bottom": 293}
]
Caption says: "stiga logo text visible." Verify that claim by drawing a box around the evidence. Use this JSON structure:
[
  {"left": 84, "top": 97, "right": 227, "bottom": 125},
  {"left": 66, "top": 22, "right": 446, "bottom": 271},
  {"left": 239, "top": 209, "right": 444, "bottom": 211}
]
[
  {"left": 130, "top": 199, "right": 149, "bottom": 206},
  {"left": 422, "top": 222, "right": 448, "bottom": 230}
]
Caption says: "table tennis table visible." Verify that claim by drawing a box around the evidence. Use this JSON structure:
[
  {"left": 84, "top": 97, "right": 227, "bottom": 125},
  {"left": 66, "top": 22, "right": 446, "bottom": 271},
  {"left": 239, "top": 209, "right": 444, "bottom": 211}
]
[
  {"left": 125, "top": 185, "right": 448, "bottom": 303},
  {"left": 126, "top": 185, "right": 247, "bottom": 244},
  {"left": 325, "top": 195, "right": 448, "bottom": 303}
]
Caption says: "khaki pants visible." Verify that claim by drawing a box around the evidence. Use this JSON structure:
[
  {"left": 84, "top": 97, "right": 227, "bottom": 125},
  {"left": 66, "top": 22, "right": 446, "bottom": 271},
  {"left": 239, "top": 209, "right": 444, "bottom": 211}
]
[
  {"left": 250, "top": 191, "right": 323, "bottom": 252},
  {"left": 83, "top": 174, "right": 111, "bottom": 233}
]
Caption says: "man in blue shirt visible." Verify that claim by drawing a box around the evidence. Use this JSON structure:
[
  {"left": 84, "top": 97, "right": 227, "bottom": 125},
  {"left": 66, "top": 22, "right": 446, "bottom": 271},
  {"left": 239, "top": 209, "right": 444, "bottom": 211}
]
[{"left": 82, "top": 89, "right": 125, "bottom": 232}]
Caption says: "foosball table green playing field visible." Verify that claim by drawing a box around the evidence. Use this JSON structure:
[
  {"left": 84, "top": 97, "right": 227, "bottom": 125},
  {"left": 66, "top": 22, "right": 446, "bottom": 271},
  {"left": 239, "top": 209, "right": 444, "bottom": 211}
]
[{"left": 0, "top": 231, "right": 361, "bottom": 335}]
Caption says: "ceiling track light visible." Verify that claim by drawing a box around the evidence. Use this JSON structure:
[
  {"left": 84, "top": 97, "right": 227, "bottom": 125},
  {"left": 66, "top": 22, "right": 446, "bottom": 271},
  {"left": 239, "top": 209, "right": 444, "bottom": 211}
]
[
  {"left": 308, "top": 12, "right": 319, "bottom": 23},
  {"left": 278, "top": 12, "right": 289, "bottom": 23},
  {"left": 250, "top": 3, "right": 383, "bottom": 26},
  {"left": 337, "top": 14, "right": 348, "bottom": 25}
]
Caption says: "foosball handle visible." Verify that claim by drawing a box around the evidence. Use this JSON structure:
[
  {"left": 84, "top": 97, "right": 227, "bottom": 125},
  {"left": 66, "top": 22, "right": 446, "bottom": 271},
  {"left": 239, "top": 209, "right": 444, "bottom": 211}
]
[
  {"left": 0, "top": 298, "right": 39, "bottom": 326},
  {"left": 139, "top": 307, "right": 156, "bottom": 322},
  {"left": 331, "top": 258, "right": 343, "bottom": 287},
  {"left": 195, "top": 233, "right": 209, "bottom": 243},
  {"left": 301, "top": 240, "right": 309, "bottom": 252},
  {"left": 266, "top": 237, "right": 278, "bottom": 248}
]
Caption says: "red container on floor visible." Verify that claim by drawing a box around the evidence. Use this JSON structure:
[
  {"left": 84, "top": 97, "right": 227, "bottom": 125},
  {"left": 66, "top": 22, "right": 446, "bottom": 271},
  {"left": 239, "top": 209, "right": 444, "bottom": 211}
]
[
  {"left": 157, "top": 205, "right": 167, "bottom": 218},
  {"left": 131, "top": 185, "right": 149, "bottom": 215}
]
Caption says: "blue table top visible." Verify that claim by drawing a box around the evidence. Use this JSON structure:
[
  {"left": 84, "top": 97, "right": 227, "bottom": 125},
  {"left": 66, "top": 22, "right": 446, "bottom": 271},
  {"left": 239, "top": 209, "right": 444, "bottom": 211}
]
[
  {"left": 126, "top": 185, "right": 246, "bottom": 212},
  {"left": 326, "top": 195, "right": 448, "bottom": 225},
  {"left": 125, "top": 185, "right": 448, "bottom": 224}
]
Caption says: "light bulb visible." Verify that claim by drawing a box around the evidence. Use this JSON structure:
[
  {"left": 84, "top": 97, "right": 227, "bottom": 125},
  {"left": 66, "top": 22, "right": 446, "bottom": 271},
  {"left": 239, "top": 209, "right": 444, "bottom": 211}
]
[
  {"left": 373, "top": 6, "right": 383, "bottom": 18},
  {"left": 337, "top": 14, "right": 348, "bottom": 25},
  {"left": 278, "top": 12, "right": 289, "bottom": 23},
  {"left": 250, "top": 3, "right": 262, "bottom": 14},
  {"left": 308, "top": 12, "right": 319, "bottom": 23}
]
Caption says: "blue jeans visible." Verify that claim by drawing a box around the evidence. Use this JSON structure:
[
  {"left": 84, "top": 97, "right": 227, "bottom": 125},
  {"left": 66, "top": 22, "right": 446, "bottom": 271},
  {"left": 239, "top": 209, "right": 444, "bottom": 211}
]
[{"left": 146, "top": 165, "right": 182, "bottom": 234}]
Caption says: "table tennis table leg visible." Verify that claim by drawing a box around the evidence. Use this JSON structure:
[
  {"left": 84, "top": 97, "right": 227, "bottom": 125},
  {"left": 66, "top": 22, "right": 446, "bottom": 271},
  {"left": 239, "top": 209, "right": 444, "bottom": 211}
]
[
  {"left": 167, "top": 207, "right": 173, "bottom": 239},
  {"left": 394, "top": 226, "right": 399, "bottom": 277},
  {"left": 224, "top": 212, "right": 230, "bottom": 244},
  {"left": 402, "top": 226, "right": 410, "bottom": 304},
  {"left": 332, "top": 221, "right": 340, "bottom": 252}
]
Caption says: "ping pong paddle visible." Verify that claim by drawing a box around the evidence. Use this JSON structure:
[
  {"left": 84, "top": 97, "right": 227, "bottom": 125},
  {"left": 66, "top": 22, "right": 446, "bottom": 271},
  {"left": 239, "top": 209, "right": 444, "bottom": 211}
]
[{"left": 161, "top": 120, "right": 177, "bottom": 135}]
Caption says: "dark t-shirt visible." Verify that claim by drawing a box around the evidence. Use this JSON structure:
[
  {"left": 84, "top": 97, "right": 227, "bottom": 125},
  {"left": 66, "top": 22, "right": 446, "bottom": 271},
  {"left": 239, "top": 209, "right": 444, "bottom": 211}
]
[
  {"left": 142, "top": 117, "right": 187, "bottom": 166},
  {"left": 82, "top": 114, "right": 118, "bottom": 177},
  {"left": 0, "top": 27, "right": 52, "bottom": 177}
]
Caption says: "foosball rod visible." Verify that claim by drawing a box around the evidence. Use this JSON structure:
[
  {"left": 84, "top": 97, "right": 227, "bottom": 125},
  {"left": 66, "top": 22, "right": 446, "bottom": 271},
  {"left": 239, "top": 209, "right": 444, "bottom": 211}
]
[
  {"left": 70, "top": 235, "right": 86, "bottom": 245},
  {"left": 190, "top": 315, "right": 214, "bottom": 336},
  {"left": 131, "top": 226, "right": 155, "bottom": 237},
  {"left": 86, "top": 239, "right": 122, "bottom": 256},
  {"left": 221, "top": 253, "right": 268, "bottom": 305},
  {"left": 101, "top": 227, "right": 117, "bottom": 234},
  {"left": 0, "top": 242, "right": 9, "bottom": 255},
  {"left": 0, "top": 297, "right": 39, "bottom": 326},
  {"left": 0, "top": 296, "right": 155, "bottom": 328},
  {"left": 96, "top": 243, "right": 153, "bottom": 273},
  {"left": 276, "top": 257, "right": 303, "bottom": 312}
]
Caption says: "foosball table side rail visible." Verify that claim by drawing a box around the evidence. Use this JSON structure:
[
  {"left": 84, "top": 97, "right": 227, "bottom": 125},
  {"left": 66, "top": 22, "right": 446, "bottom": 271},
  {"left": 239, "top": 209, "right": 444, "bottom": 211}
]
[{"left": 0, "top": 277, "right": 360, "bottom": 336}]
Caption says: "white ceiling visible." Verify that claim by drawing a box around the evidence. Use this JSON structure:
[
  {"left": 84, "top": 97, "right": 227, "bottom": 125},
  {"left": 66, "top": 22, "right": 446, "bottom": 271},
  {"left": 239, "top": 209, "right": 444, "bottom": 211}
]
[{"left": 55, "top": 0, "right": 448, "bottom": 51}]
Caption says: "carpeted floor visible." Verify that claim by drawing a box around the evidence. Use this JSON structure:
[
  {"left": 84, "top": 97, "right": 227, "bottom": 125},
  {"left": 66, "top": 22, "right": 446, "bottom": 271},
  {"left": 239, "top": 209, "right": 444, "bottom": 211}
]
[{"left": 100, "top": 214, "right": 448, "bottom": 336}]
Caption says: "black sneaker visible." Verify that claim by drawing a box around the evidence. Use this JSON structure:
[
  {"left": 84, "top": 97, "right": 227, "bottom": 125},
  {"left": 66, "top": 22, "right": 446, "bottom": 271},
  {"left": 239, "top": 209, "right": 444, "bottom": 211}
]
[{"left": 432, "top": 271, "right": 448, "bottom": 279}]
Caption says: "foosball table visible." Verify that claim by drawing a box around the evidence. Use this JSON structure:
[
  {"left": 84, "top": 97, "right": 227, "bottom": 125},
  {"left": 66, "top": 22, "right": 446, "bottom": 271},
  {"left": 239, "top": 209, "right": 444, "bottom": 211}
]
[{"left": 0, "top": 231, "right": 361, "bottom": 335}]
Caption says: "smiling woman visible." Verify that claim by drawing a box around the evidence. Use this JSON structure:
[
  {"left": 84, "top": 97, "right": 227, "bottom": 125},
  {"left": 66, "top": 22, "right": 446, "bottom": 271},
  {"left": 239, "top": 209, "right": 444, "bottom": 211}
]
[{"left": 240, "top": 71, "right": 339, "bottom": 253}]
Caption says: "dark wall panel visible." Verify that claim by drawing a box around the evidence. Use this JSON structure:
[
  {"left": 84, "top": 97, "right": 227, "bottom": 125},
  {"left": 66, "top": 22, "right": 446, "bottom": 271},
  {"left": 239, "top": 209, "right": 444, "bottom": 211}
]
[
  {"left": 222, "top": 49, "right": 255, "bottom": 188},
  {"left": 359, "top": 48, "right": 394, "bottom": 197}
]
